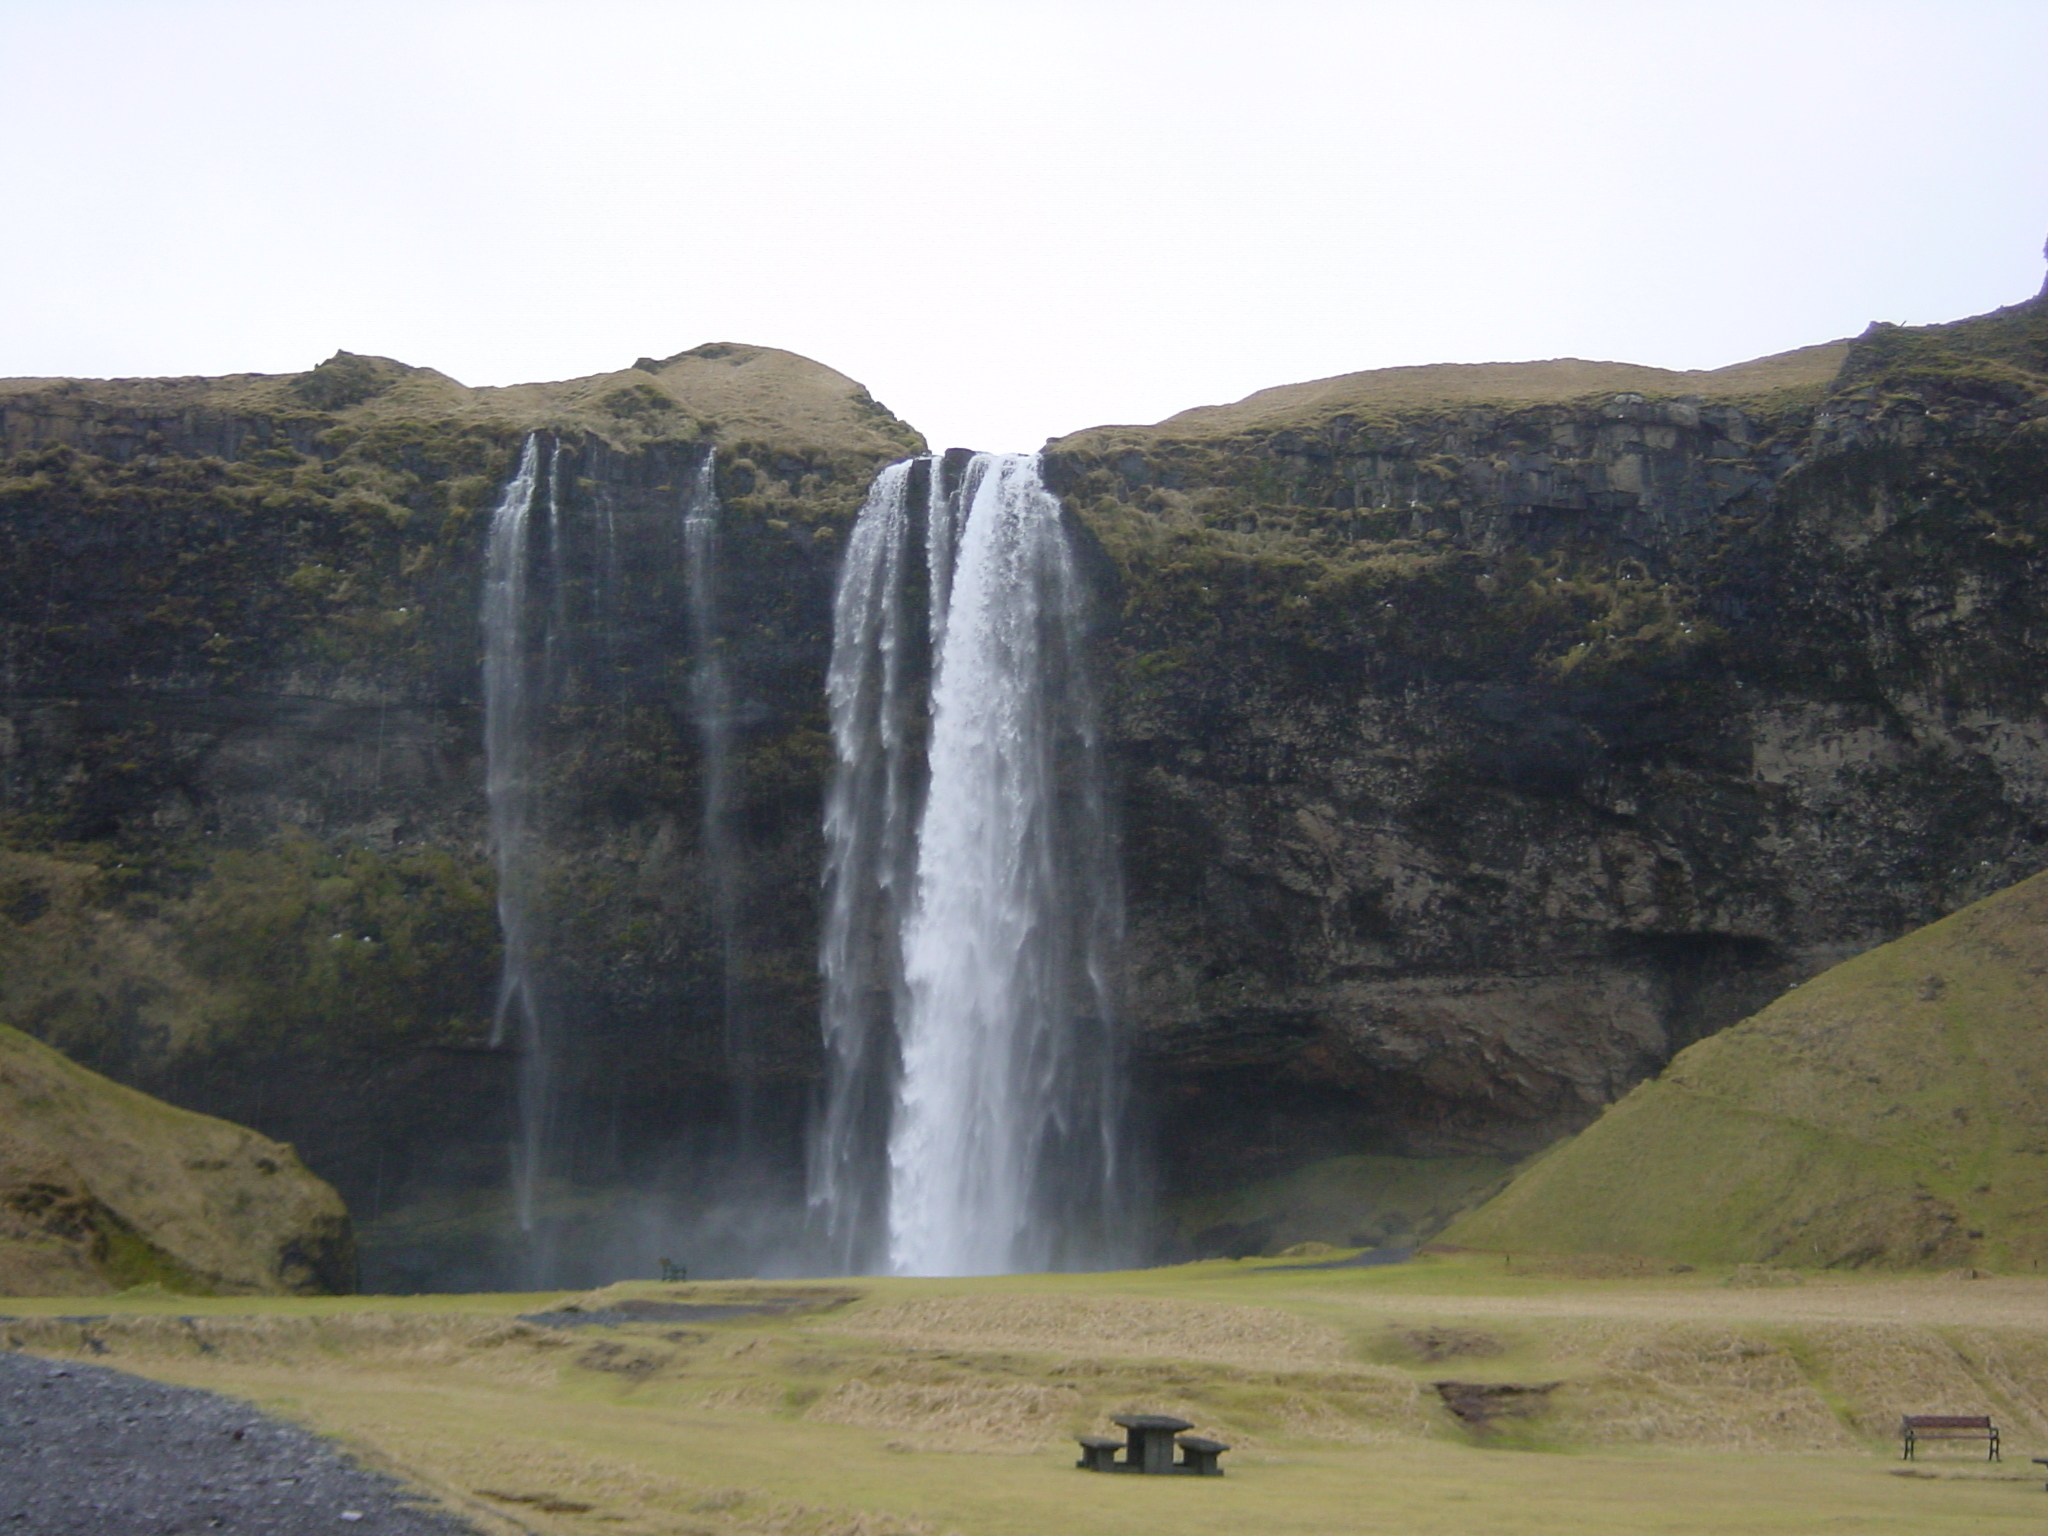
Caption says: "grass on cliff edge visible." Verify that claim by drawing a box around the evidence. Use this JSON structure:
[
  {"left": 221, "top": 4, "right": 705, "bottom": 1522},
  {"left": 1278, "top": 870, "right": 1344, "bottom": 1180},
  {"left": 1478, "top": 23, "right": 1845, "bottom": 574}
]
[
  {"left": 1445, "top": 867, "right": 2048, "bottom": 1273},
  {"left": 1052, "top": 340, "right": 1850, "bottom": 451},
  {"left": 5, "top": 1260, "right": 2047, "bottom": 1536}
]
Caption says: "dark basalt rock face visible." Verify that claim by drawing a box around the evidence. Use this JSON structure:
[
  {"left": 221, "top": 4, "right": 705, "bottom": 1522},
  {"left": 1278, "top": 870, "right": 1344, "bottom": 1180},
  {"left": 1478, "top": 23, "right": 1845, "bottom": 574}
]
[
  {"left": 1, "top": 296, "right": 2044, "bottom": 1274},
  {"left": 1047, "top": 292, "right": 2048, "bottom": 1177},
  {"left": 0, "top": 350, "right": 918, "bottom": 1277}
]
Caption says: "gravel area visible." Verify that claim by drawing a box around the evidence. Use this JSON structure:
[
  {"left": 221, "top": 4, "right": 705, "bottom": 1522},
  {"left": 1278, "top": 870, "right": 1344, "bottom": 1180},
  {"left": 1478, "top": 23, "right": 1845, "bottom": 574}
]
[{"left": 0, "top": 1349, "right": 480, "bottom": 1534}]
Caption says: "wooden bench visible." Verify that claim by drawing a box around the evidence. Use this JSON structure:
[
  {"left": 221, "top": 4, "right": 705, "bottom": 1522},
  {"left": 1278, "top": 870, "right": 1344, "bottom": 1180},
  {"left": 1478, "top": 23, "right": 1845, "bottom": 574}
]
[{"left": 1901, "top": 1414, "right": 1999, "bottom": 1461}]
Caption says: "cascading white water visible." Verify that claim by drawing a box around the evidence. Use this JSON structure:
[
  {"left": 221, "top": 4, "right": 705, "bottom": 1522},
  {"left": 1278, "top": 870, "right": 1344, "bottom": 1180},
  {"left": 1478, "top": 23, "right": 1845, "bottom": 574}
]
[
  {"left": 814, "top": 453, "right": 1131, "bottom": 1277},
  {"left": 811, "top": 461, "right": 919, "bottom": 1274},
  {"left": 482, "top": 433, "right": 550, "bottom": 1233}
]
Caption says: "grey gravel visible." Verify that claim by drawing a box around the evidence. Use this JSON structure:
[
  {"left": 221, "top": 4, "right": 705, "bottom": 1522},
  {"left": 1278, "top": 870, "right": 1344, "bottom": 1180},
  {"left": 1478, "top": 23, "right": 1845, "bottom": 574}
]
[{"left": 0, "top": 1349, "right": 481, "bottom": 1533}]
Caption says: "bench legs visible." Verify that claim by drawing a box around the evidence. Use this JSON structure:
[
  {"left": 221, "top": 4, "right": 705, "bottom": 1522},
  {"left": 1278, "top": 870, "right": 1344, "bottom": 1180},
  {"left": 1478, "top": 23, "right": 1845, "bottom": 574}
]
[{"left": 1901, "top": 1431, "right": 1999, "bottom": 1461}]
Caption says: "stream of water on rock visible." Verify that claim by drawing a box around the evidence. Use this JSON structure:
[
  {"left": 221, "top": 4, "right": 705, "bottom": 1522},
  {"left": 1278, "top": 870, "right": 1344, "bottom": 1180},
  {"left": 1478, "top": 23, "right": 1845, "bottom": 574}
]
[
  {"left": 813, "top": 453, "right": 1133, "bottom": 1276},
  {"left": 481, "top": 433, "right": 551, "bottom": 1236},
  {"left": 483, "top": 438, "right": 765, "bottom": 1269},
  {"left": 680, "top": 448, "right": 755, "bottom": 1144}
]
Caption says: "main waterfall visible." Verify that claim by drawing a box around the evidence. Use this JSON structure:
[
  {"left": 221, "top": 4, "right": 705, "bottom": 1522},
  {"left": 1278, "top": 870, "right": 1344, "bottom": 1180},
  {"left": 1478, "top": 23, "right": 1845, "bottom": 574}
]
[{"left": 813, "top": 453, "right": 1132, "bottom": 1277}]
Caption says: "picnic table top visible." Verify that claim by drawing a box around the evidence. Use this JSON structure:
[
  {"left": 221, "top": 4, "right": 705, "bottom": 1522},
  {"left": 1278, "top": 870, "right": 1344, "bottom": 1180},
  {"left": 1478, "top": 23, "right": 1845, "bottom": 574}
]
[{"left": 1113, "top": 1414, "right": 1194, "bottom": 1433}]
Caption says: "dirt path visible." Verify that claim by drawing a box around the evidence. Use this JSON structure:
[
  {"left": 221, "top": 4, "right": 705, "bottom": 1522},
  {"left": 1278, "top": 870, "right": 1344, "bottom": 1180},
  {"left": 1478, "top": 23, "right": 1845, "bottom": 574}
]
[{"left": 0, "top": 1349, "right": 480, "bottom": 1534}]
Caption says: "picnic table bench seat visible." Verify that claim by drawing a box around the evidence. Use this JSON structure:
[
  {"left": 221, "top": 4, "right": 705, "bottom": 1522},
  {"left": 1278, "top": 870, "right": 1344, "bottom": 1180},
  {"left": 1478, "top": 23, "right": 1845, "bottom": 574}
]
[
  {"left": 1075, "top": 1434, "right": 1122, "bottom": 1472},
  {"left": 1176, "top": 1435, "right": 1230, "bottom": 1476}
]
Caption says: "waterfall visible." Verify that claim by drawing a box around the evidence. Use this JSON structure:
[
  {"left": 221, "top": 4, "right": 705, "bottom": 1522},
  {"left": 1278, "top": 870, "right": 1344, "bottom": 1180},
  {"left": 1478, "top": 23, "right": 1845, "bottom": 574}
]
[
  {"left": 482, "top": 433, "right": 550, "bottom": 1234},
  {"left": 680, "top": 449, "right": 752, "bottom": 1137},
  {"left": 813, "top": 453, "right": 1131, "bottom": 1277},
  {"left": 473, "top": 431, "right": 815, "bottom": 1285},
  {"left": 811, "top": 461, "right": 919, "bottom": 1274}
]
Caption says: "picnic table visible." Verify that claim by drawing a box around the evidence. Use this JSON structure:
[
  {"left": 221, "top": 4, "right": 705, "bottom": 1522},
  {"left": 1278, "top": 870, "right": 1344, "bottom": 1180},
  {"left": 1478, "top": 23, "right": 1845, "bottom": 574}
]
[
  {"left": 1073, "top": 1415, "right": 1230, "bottom": 1475},
  {"left": 1115, "top": 1415, "right": 1193, "bottom": 1475}
]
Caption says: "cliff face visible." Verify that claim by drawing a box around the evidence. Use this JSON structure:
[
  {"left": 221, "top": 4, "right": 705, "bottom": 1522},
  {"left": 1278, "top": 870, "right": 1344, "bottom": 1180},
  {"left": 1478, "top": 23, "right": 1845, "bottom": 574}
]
[
  {"left": 2, "top": 296, "right": 2044, "bottom": 1277},
  {"left": 0, "top": 347, "right": 922, "bottom": 1280},
  {"left": 1047, "top": 297, "right": 2048, "bottom": 1173}
]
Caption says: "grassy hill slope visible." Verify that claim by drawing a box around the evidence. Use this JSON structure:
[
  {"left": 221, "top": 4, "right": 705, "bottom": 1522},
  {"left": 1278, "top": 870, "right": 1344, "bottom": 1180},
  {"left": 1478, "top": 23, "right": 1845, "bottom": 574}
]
[
  {"left": 0, "top": 1023, "right": 353, "bottom": 1295},
  {"left": 1054, "top": 339, "right": 1848, "bottom": 453},
  {"left": 0, "top": 341, "right": 925, "bottom": 465},
  {"left": 1443, "top": 868, "right": 2048, "bottom": 1270}
]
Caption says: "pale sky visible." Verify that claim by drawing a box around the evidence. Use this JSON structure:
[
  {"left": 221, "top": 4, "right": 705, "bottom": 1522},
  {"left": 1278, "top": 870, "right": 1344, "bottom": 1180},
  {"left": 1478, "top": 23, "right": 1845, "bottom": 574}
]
[{"left": 5, "top": 0, "right": 2045, "bottom": 453}]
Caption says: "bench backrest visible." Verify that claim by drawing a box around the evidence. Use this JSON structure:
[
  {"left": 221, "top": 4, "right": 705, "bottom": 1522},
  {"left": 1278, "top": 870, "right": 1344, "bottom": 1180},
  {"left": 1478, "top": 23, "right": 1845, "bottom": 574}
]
[{"left": 1903, "top": 1416, "right": 1993, "bottom": 1429}]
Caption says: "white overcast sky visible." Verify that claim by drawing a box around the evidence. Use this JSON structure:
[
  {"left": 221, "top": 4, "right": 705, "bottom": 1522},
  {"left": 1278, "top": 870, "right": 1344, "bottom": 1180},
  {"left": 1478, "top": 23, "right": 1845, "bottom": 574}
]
[{"left": 4, "top": 0, "right": 2045, "bottom": 452}]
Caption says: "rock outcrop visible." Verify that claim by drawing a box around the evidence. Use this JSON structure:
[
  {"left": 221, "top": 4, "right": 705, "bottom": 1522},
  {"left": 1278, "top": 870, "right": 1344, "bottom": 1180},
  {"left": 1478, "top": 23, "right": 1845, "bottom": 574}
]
[
  {"left": 1442, "top": 866, "right": 2048, "bottom": 1269},
  {"left": 0, "top": 1023, "right": 352, "bottom": 1294}
]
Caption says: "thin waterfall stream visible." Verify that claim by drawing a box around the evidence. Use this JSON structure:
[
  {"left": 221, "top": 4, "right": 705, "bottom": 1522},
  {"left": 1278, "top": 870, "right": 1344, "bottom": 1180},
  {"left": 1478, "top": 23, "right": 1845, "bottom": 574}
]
[
  {"left": 680, "top": 449, "right": 754, "bottom": 1142},
  {"left": 481, "top": 433, "right": 551, "bottom": 1236},
  {"left": 813, "top": 452, "right": 1132, "bottom": 1276},
  {"left": 480, "top": 436, "right": 762, "bottom": 1275}
]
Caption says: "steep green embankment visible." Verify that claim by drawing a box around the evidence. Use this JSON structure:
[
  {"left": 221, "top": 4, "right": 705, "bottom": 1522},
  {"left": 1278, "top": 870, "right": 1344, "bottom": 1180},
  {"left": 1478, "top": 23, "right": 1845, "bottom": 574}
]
[
  {"left": 0, "top": 1022, "right": 351, "bottom": 1294},
  {"left": 1445, "top": 867, "right": 2048, "bottom": 1269}
]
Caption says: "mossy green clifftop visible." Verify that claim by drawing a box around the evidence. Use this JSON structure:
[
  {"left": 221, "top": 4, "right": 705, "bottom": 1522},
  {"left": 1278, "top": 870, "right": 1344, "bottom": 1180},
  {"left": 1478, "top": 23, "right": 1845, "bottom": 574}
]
[
  {"left": 0, "top": 1022, "right": 354, "bottom": 1295},
  {"left": 1444, "top": 867, "right": 2048, "bottom": 1270}
]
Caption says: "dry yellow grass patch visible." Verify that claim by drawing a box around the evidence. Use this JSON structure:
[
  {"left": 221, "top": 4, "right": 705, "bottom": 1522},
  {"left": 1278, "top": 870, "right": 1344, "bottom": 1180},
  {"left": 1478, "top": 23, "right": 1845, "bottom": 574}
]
[
  {"left": 806, "top": 1378, "right": 1084, "bottom": 1452},
  {"left": 835, "top": 1294, "right": 1345, "bottom": 1370},
  {"left": 1549, "top": 1327, "right": 1850, "bottom": 1451}
]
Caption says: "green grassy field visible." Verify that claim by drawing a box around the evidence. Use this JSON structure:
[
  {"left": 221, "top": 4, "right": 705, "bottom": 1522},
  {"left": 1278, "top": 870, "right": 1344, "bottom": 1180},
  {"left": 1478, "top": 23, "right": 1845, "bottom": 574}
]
[{"left": 6, "top": 1255, "right": 2045, "bottom": 1535}]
